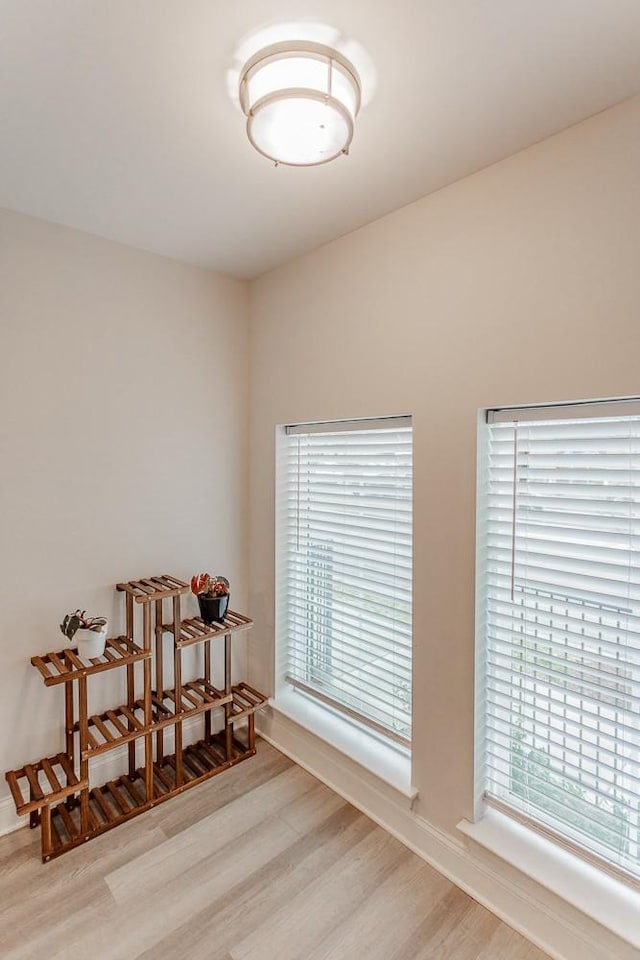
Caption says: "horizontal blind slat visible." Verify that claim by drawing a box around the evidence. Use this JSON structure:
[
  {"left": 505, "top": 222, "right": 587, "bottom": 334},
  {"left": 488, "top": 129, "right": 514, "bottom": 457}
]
[
  {"left": 485, "top": 676, "right": 640, "bottom": 741},
  {"left": 484, "top": 738, "right": 640, "bottom": 814},
  {"left": 484, "top": 759, "right": 638, "bottom": 837},
  {"left": 287, "top": 617, "right": 412, "bottom": 669},
  {"left": 287, "top": 651, "right": 411, "bottom": 714},
  {"left": 485, "top": 720, "right": 640, "bottom": 796}
]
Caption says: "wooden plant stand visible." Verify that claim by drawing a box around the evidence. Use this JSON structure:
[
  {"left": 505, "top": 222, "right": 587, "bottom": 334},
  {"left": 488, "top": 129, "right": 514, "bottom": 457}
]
[{"left": 5, "top": 574, "right": 267, "bottom": 861}]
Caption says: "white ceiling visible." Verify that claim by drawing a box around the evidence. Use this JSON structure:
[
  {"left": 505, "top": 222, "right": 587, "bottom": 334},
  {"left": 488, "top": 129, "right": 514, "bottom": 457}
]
[{"left": 1, "top": 1, "right": 639, "bottom": 278}]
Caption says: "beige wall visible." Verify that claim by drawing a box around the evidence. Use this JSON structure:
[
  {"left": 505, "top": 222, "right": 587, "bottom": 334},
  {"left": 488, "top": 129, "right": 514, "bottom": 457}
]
[
  {"left": 248, "top": 95, "right": 640, "bottom": 835},
  {"left": 0, "top": 209, "right": 249, "bottom": 786}
]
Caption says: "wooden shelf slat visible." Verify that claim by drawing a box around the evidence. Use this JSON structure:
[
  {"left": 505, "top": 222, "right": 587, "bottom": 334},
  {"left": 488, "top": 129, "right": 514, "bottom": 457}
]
[
  {"left": 41, "top": 757, "right": 63, "bottom": 794},
  {"left": 182, "top": 751, "right": 205, "bottom": 779},
  {"left": 51, "top": 814, "right": 63, "bottom": 851},
  {"left": 76, "top": 681, "right": 232, "bottom": 759},
  {"left": 31, "top": 636, "right": 150, "bottom": 686},
  {"left": 64, "top": 649, "right": 86, "bottom": 672},
  {"left": 116, "top": 574, "right": 189, "bottom": 604},
  {"left": 47, "top": 651, "right": 68, "bottom": 676},
  {"left": 228, "top": 682, "right": 269, "bottom": 722},
  {"left": 57, "top": 803, "right": 76, "bottom": 840},
  {"left": 5, "top": 754, "right": 88, "bottom": 816},
  {"left": 160, "top": 679, "right": 232, "bottom": 717},
  {"left": 120, "top": 705, "right": 143, "bottom": 730},
  {"left": 6, "top": 772, "right": 25, "bottom": 813},
  {"left": 57, "top": 753, "right": 78, "bottom": 784},
  {"left": 91, "top": 786, "right": 116, "bottom": 825},
  {"left": 162, "top": 611, "right": 254, "bottom": 648},
  {"left": 198, "top": 739, "right": 226, "bottom": 766},
  {"left": 148, "top": 693, "right": 172, "bottom": 716},
  {"left": 105, "top": 710, "right": 130, "bottom": 738},
  {"left": 91, "top": 715, "right": 115, "bottom": 743},
  {"left": 24, "top": 764, "right": 45, "bottom": 802},
  {"left": 106, "top": 780, "right": 131, "bottom": 816},
  {"left": 78, "top": 703, "right": 146, "bottom": 758},
  {"left": 153, "top": 764, "right": 174, "bottom": 792}
]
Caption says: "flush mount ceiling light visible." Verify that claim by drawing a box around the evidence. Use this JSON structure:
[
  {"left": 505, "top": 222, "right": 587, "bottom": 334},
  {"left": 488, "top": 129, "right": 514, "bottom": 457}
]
[{"left": 239, "top": 40, "right": 361, "bottom": 167}]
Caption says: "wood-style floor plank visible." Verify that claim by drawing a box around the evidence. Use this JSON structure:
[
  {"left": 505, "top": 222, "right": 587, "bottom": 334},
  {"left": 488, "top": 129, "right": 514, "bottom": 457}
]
[
  {"left": 390, "top": 886, "right": 478, "bottom": 960},
  {"left": 0, "top": 816, "right": 166, "bottom": 956},
  {"left": 476, "top": 924, "right": 552, "bottom": 960},
  {"left": 0, "top": 739, "right": 549, "bottom": 960},
  {"left": 304, "top": 853, "right": 450, "bottom": 960},
  {"left": 106, "top": 764, "right": 315, "bottom": 904},
  {"left": 231, "top": 825, "right": 408, "bottom": 960},
  {"left": 137, "top": 805, "right": 373, "bottom": 960},
  {"left": 149, "top": 738, "right": 292, "bottom": 838}
]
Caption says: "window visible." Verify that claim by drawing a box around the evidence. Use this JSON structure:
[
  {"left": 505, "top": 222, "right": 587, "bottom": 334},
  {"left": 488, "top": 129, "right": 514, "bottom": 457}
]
[
  {"left": 478, "top": 399, "right": 640, "bottom": 883},
  {"left": 277, "top": 416, "right": 412, "bottom": 746}
]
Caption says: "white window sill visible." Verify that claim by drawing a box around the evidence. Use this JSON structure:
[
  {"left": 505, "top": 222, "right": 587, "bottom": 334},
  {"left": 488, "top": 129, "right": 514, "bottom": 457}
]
[
  {"left": 458, "top": 808, "right": 640, "bottom": 950},
  {"left": 269, "top": 688, "right": 417, "bottom": 802}
]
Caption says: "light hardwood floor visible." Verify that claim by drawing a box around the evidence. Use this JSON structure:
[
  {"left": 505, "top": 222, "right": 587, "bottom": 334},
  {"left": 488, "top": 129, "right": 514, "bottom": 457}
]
[{"left": 0, "top": 740, "right": 550, "bottom": 960}]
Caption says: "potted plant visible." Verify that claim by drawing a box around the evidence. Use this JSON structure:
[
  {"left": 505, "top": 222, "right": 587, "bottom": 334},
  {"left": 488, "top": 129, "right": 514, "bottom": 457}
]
[
  {"left": 60, "top": 609, "right": 109, "bottom": 659},
  {"left": 191, "top": 574, "right": 230, "bottom": 624}
]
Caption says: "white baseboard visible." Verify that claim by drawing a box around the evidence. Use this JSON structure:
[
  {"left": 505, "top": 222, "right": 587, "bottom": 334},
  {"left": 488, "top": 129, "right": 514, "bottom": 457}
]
[
  {"left": 0, "top": 715, "right": 208, "bottom": 839},
  {"left": 257, "top": 708, "right": 638, "bottom": 960},
  {"left": 0, "top": 795, "right": 22, "bottom": 837}
]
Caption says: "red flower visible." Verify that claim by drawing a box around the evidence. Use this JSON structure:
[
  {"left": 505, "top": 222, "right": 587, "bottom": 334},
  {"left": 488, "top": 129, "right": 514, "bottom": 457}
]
[
  {"left": 191, "top": 573, "right": 230, "bottom": 598},
  {"left": 191, "top": 573, "right": 210, "bottom": 596}
]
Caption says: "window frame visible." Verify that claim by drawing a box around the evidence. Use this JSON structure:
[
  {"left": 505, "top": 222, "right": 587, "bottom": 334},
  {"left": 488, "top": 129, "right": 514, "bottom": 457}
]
[
  {"left": 475, "top": 398, "right": 640, "bottom": 888},
  {"left": 275, "top": 415, "right": 413, "bottom": 752}
]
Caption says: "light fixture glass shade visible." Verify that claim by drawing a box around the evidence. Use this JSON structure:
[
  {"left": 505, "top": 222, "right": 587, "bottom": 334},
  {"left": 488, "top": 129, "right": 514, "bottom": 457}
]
[{"left": 239, "top": 41, "right": 361, "bottom": 166}]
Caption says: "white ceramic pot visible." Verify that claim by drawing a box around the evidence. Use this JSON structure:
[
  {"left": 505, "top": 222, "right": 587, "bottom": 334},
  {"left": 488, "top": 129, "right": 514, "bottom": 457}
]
[{"left": 76, "top": 626, "right": 108, "bottom": 659}]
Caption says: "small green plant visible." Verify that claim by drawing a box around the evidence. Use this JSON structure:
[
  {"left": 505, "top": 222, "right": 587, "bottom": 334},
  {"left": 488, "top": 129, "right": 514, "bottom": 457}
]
[
  {"left": 190, "top": 574, "right": 229, "bottom": 598},
  {"left": 60, "top": 610, "right": 108, "bottom": 642}
]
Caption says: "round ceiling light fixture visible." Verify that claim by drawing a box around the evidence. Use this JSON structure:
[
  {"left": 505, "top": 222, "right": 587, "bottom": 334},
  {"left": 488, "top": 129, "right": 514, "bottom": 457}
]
[{"left": 239, "top": 40, "right": 361, "bottom": 167}]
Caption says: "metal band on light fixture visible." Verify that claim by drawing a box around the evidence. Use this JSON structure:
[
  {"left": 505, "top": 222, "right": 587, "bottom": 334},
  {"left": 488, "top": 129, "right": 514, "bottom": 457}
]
[{"left": 239, "top": 41, "right": 361, "bottom": 167}]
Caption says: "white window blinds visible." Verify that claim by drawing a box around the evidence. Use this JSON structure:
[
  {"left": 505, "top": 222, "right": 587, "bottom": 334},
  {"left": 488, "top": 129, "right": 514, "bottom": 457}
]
[
  {"left": 279, "top": 417, "right": 412, "bottom": 745},
  {"left": 481, "top": 406, "right": 640, "bottom": 882}
]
